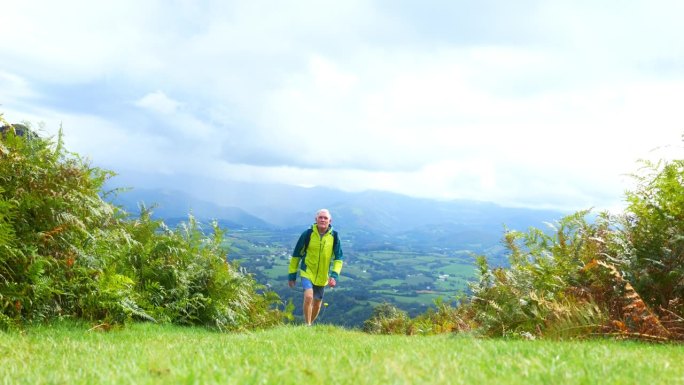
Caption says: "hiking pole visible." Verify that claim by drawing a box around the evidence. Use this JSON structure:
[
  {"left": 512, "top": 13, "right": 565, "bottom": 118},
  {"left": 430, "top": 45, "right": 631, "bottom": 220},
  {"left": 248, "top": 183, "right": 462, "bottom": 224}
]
[
  {"left": 318, "top": 301, "right": 330, "bottom": 322},
  {"left": 317, "top": 286, "right": 333, "bottom": 322}
]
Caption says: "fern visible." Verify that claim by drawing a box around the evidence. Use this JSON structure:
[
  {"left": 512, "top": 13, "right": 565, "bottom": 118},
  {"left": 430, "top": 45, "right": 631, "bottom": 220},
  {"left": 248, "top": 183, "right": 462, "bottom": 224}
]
[{"left": 1, "top": 115, "right": 284, "bottom": 330}]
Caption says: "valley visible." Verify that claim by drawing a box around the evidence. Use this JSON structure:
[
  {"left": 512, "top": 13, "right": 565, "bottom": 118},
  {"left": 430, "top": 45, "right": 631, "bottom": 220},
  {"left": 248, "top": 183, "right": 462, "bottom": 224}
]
[
  {"left": 110, "top": 183, "right": 568, "bottom": 327},
  {"left": 226, "top": 228, "right": 480, "bottom": 327}
]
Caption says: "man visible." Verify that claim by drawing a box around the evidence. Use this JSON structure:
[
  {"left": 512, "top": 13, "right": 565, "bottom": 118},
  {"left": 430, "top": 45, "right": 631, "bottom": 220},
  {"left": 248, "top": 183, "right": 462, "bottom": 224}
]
[{"left": 288, "top": 208, "right": 344, "bottom": 326}]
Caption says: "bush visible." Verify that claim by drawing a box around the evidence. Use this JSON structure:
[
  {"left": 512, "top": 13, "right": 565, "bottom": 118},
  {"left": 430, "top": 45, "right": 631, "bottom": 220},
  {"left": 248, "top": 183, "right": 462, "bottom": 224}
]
[
  {"left": 459, "top": 150, "right": 684, "bottom": 341},
  {"left": 619, "top": 159, "right": 684, "bottom": 311},
  {"left": 0, "top": 116, "right": 285, "bottom": 330},
  {"left": 466, "top": 211, "right": 613, "bottom": 338},
  {"left": 410, "top": 297, "right": 472, "bottom": 335},
  {"left": 363, "top": 303, "right": 411, "bottom": 334}
]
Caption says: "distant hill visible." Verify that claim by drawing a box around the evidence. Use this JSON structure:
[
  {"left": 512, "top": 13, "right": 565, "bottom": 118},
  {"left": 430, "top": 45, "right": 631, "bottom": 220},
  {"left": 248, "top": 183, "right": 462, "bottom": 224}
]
[
  {"left": 105, "top": 179, "right": 569, "bottom": 254},
  {"left": 108, "top": 188, "right": 273, "bottom": 229},
  {"left": 324, "top": 190, "right": 567, "bottom": 254}
]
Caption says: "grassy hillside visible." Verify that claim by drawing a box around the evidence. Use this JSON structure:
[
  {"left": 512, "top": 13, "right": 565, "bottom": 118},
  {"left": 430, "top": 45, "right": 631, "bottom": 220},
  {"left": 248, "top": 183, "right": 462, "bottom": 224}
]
[{"left": 2, "top": 322, "right": 683, "bottom": 385}]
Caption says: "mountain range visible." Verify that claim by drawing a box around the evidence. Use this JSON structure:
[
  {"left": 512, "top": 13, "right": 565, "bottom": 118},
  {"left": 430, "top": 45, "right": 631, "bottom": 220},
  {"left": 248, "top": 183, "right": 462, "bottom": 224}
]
[{"left": 106, "top": 177, "right": 571, "bottom": 254}]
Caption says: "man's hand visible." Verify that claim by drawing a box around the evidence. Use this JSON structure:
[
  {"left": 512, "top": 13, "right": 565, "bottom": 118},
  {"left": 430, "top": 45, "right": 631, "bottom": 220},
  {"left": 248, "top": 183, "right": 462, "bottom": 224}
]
[
  {"left": 328, "top": 277, "right": 337, "bottom": 287},
  {"left": 288, "top": 280, "right": 295, "bottom": 288}
]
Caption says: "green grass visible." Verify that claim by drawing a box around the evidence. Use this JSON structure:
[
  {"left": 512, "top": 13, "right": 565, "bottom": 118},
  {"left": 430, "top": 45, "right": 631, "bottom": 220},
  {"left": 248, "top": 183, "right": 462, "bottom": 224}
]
[{"left": 2, "top": 322, "right": 684, "bottom": 385}]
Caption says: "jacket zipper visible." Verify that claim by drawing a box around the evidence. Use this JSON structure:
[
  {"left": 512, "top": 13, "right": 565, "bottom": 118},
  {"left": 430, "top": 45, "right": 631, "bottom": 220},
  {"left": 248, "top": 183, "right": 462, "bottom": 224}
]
[{"left": 314, "top": 230, "right": 328, "bottom": 283}]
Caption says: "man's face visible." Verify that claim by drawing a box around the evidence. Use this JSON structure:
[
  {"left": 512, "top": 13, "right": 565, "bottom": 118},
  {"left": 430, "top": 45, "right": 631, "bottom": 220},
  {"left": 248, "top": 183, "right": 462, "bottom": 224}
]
[{"left": 316, "top": 211, "right": 331, "bottom": 230}]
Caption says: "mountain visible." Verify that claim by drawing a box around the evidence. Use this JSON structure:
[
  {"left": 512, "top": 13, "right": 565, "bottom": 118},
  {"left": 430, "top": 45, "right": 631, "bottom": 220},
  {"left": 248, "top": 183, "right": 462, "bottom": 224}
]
[
  {"left": 105, "top": 179, "right": 569, "bottom": 253},
  {"left": 324, "top": 190, "right": 568, "bottom": 253},
  {"left": 108, "top": 188, "right": 273, "bottom": 229}
]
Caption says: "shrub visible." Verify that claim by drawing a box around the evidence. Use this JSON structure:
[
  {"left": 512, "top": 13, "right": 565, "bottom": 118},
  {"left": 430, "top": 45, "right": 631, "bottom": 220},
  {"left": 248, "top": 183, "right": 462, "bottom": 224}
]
[
  {"left": 0, "top": 120, "right": 118, "bottom": 323},
  {"left": 363, "top": 303, "right": 411, "bottom": 334},
  {"left": 0, "top": 116, "right": 285, "bottom": 330},
  {"left": 467, "top": 211, "right": 615, "bottom": 338},
  {"left": 463, "top": 153, "right": 684, "bottom": 341},
  {"left": 619, "top": 159, "right": 684, "bottom": 311},
  {"left": 410, "top": 297, "right": 472, "bottom": 335}
]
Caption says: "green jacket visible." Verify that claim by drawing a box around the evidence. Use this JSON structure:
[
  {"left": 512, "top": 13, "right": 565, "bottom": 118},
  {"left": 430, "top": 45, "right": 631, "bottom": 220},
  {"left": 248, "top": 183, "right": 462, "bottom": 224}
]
[{"left": 288, "top": 224, "right": 344, "bottom": 286}]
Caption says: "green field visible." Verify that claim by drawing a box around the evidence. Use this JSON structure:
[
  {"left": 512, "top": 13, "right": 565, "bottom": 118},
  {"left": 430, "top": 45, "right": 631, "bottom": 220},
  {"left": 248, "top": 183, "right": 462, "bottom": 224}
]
[{"left": 2, "top": 322, "right": 684, "bottom": 385}]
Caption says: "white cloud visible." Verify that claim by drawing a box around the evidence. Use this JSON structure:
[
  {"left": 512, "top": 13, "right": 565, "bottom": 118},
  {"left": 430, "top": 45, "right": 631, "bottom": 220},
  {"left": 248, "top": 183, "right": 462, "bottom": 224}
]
[
  {"left": 0, "top": 71, "right": 35, "bottom": 100},
  {"left": 135, "top": 91, "right": 182, "bottom": 115}
]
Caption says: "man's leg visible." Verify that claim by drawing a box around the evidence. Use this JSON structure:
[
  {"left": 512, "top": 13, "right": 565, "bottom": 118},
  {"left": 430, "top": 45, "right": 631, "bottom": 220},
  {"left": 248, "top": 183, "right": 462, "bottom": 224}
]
[
  {"left": 309, "top": 284, "right": 325, "bottom": 324},
  {"left": 302, "top": 288, "right": 314, "bottom": 325},
  {"left": 311, "top": 299, "right": 323, "bottom": 323}
]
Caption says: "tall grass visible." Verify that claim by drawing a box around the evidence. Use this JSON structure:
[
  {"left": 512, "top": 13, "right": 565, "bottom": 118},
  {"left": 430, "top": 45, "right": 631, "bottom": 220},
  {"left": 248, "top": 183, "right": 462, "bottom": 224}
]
[{"left": 2, "top": 322, "right": 684, "bottom": 385}]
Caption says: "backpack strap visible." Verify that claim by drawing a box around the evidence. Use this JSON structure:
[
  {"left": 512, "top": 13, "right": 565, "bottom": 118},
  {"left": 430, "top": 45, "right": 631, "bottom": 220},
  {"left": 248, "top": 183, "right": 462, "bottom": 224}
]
[{"left": 302, "top": 228, "right": 314, "bottom": 251}]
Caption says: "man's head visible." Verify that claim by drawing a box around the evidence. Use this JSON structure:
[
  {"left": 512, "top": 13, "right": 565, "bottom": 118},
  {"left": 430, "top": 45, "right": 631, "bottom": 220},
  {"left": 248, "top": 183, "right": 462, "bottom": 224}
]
[{"left": 315, "top": 209, "right": 331, "bottom": 232}]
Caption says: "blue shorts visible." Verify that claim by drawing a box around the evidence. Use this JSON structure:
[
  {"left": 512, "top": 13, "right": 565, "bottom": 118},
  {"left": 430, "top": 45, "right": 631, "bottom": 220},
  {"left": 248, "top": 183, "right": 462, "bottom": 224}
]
[{"left": 301, "top": 277, "right": 325, "bottom": 300}]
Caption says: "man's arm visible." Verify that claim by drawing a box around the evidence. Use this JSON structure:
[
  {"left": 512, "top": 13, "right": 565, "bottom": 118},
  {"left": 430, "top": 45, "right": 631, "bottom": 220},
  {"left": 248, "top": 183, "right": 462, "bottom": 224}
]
[
  {"left": 329, "top": 231, "right": 344, "bottom": 280},
  {"left": 288, "top": 256, "right": 301, "bottom": 282},
  {"left": 288, "top": 230, "right": 309, "bottom": 282}
]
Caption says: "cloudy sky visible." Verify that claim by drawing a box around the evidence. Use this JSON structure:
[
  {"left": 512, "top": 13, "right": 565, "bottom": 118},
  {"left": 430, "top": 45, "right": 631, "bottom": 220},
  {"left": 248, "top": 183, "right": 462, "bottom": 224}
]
[{"left": 2, "top": 1, "right": 683, "bottom": 212}]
